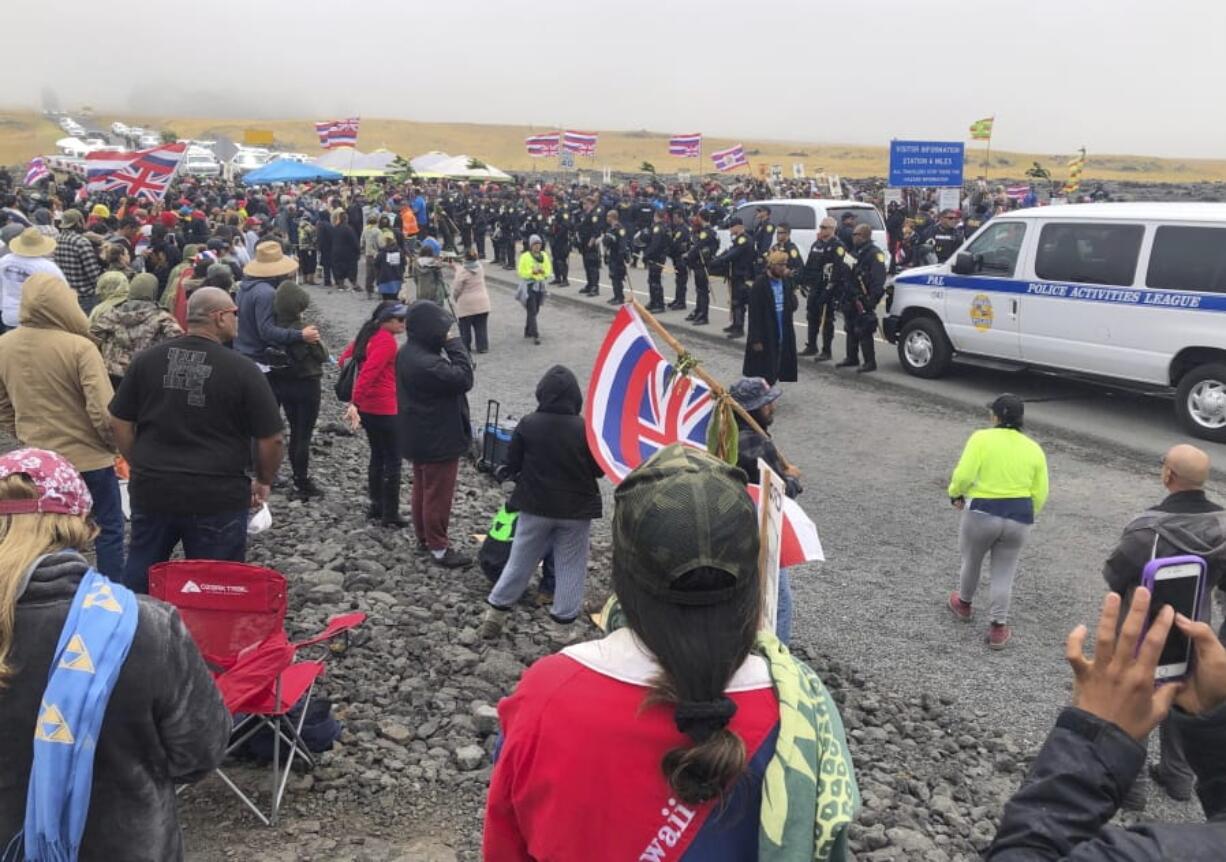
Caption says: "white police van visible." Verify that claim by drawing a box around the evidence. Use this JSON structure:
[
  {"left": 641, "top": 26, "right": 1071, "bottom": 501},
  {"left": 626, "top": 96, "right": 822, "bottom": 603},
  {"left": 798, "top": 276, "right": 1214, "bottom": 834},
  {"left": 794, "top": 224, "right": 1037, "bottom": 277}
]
[
  {"left": 883, "top": 203, "right": 1226, "bottom": 441},
  {"left": 717, "top": 199, "right": 887, "bottom": 255}
]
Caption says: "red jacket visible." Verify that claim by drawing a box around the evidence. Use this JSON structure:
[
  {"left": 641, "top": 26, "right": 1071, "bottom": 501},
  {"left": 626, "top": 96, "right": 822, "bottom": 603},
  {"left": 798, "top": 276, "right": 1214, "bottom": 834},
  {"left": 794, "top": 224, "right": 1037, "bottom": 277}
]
[{"left": 339, "top": 329, "right": 398, "bottom": 415}]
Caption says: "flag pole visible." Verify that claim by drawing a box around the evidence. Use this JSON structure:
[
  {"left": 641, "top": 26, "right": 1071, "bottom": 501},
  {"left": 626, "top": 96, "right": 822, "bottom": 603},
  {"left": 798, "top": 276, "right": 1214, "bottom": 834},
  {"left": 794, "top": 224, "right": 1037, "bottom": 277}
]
[
  {"left": 983, "top": 115, "right": 994, "bottom": 180},
  {"left": 627, "top": 295, "right": 793, "bottom": 470}
]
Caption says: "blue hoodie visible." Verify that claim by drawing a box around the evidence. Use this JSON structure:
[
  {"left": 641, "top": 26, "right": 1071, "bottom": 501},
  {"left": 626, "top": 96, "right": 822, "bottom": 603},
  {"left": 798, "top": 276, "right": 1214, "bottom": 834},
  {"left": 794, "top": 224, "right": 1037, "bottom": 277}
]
[{"left": 234, "top": 277, "right": 302, "bottom": 361}]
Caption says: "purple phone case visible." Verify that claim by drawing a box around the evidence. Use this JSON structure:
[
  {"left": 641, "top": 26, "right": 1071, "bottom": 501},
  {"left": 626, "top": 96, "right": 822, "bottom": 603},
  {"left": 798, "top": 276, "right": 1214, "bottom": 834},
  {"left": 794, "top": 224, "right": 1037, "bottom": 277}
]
[{"left": 1139, "top": 555, "right": 1207, "bottom": 677}]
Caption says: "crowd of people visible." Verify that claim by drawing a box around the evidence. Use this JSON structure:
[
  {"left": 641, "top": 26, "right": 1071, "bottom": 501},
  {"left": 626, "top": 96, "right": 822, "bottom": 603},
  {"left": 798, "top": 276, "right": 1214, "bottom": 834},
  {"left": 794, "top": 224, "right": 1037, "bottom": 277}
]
[{"left": 0, "top": 164, "right": 1221, "bottom": 861}]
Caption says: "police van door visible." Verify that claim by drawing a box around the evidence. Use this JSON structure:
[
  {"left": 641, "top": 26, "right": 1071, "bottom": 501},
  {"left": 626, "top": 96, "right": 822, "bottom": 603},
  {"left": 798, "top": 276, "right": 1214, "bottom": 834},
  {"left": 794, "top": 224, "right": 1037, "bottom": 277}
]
[{"left": 943, "top": 220, "right": 1028, "bottom": 359}]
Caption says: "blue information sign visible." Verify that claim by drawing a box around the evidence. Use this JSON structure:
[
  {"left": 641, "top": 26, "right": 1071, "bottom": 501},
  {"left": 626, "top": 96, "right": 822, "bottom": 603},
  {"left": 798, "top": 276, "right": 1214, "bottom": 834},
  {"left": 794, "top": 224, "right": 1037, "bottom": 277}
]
[{"left": 888, "top": 140, "right": 965, "bottom": 187}]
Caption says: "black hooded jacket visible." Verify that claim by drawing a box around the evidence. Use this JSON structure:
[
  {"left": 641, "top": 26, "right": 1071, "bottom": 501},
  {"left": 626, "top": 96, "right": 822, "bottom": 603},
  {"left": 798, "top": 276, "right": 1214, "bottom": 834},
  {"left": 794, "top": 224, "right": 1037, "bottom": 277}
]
[
  {"left": 506, "top": 365, "right": 603, "bottom": 520},
  {"left": 396, "top": 300, "right": 473, "bottom": 463}
]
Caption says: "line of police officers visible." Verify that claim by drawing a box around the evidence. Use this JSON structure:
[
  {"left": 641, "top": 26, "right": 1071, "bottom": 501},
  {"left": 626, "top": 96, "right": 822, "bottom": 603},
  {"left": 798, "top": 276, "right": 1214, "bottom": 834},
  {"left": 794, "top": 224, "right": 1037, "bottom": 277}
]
[{"left": 430, "top": 188, "right": 888, "bottom": 372}]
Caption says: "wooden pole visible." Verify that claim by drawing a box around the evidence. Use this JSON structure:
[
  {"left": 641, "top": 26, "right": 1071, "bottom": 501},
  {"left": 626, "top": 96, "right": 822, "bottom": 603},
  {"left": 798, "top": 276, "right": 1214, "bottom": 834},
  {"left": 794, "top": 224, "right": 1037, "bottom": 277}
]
[{"left": 627, "top": 295, "right": 792, "bottom": 470}]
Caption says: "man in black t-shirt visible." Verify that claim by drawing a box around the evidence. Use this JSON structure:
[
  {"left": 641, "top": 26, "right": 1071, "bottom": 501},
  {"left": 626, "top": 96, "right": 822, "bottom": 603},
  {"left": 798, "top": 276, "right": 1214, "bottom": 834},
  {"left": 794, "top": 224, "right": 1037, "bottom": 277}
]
[{"left": 110, "top": 286, "right": 285, "bottom": 593}]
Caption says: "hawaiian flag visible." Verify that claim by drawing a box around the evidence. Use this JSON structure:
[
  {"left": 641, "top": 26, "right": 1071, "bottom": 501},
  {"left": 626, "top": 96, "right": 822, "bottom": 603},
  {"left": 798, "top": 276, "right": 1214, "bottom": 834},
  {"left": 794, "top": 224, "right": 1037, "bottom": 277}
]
[
  {"left": 562, "top": 130, "right": 598, "bottom": 156},
  {"left": 84, "top": 143, "right": 187, "bottom": 202},
  {"left": 586, "top": 305, "right": 824, "bottom": 567},
  {"left": 316, "top": 117, "right": 360, "bottom": 149},
  {"left": 525, "top": 132, "right": 560, "bottom": 157},
  {"left": 669, "top": 133, "right": 702, "bottom": 158},
  {"left": 711, "top": 144, "right": 749, "bottom": 173},
  {"left": 1005, "top": 184, "right": 1031, "bottom": 201},
  {"left": 23, "top": 157, "right": 50, "bottom": 186}
]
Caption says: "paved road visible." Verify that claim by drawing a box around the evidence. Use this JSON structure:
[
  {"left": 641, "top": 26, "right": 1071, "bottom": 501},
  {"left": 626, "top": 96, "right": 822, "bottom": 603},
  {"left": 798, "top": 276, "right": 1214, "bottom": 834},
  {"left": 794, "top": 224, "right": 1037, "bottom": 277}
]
[
  {"left": 482, "top": 250, "right": 1226, "bottom": 469},
  {"left": 315, "top": 263, "right": 1211, "bottom": 819}
]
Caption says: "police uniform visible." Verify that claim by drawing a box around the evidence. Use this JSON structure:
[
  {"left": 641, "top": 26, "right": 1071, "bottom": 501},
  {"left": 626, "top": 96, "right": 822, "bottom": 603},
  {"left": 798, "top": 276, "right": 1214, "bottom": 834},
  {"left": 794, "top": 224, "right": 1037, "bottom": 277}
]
[
  {"left": 928, "top": 222, "right": 965, "bottom": 264},
  {"left": 548, "top": 208, "right": 572, "bottom": 285},
  {"left": 799, "top": 236, "right": 849, "bottom": 358},
  {"left": 472, "top": 201, "right": 490, "bottom": 259},
  {"left": 710, "top": 230, "right": 754, "bottom": 336},
  {"left": 668, "top": 216, "right": 692, "bottom": 310},
  {"left": 602, "top": 220, "right": 630, "bottom": 303},
  {"left": 577, "top": 206, "right": 604, "bottom": 292},
  {"left": 643, "top": 217, "right": 670, "bottom": 311},
  {"left": 684, "top": 221, "right": 719, "bottom": 324},
  {"left": 837, "top": 242, "right": 887, "bottom": 371},
  {"left": 752, "top": 218, "right": 776, "bottom": 276},
  {"left": 770, "top": 239, "right": 804, "bottom": 279},
  {"left": 496, "top": 205, "right": 517, "bottom": 268}
]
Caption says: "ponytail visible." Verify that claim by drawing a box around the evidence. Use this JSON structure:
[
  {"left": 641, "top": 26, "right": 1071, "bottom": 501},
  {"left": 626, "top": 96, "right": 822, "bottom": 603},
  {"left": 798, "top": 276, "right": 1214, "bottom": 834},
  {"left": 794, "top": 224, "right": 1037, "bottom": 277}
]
[{"left": 615, "top": 566, "right": 760, "bottom": 805}]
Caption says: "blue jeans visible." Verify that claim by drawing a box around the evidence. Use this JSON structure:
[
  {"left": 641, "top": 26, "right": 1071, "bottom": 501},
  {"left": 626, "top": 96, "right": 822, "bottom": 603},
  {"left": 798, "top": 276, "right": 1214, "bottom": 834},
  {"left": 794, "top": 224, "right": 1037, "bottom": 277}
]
[
  {"left": 776, "top": 568, "right": 793, "bottom": 644},
  {"left": 123, "top": 507, "right": 249, "bottom": 594},
  {"left": 77, "top": 293, "right": 98, "bottom": 316},
  {"left": 80, "top": 467, "right": 125, "bottom": 581}
]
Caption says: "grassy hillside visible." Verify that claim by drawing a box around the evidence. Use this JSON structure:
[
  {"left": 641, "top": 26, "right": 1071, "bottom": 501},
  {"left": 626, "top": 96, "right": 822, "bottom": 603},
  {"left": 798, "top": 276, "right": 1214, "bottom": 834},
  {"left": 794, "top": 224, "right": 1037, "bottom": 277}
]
[{"left": 6, "top": 110, "right": 1226, "bottom": 184}]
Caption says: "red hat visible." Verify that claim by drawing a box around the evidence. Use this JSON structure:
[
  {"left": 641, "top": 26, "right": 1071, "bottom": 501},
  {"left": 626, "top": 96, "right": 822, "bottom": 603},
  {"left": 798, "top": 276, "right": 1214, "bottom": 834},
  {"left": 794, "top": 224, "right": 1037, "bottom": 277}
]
[
  {"left": 0, "top": 448, "right": 92, "bottom": 517},
  {"left": 158, "top": 211, "right": 178, "bottom": 228},
  {"left": 192, "top": 210, "right": 206, "bottom": 220}
]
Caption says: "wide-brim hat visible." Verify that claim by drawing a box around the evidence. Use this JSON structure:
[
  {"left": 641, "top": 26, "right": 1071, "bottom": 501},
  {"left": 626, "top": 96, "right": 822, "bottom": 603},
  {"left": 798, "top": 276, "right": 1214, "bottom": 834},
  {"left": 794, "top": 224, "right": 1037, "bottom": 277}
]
[
  {"left": 244, "top": 241, "right": 298, "bottom": 278},
  {"left": 9, "top": 227, "right": 56, "bottom": 257}
]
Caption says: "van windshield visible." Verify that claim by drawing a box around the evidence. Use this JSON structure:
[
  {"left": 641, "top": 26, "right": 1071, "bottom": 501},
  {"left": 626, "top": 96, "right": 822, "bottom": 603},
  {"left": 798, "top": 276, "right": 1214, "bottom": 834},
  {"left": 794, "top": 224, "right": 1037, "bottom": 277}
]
[{"left": 827, "top": 207, "right": 884, "bottom": 231}]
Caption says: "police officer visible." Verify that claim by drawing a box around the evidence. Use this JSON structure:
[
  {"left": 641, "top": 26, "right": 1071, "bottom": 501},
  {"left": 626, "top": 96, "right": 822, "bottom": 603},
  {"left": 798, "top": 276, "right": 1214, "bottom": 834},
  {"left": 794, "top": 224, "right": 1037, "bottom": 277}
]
[
  {"left": 497, "top": 202, "right": 517, "bottom": 269},
  {"left": 602, "top": 209, "right": 630, "bottom": 304},
  {"left": 684, "top": 211, "right": 719, "bottom": 326},
  {"left": 667, "top": 207, "right": 692, "bottom": 311},
  {"left": 710, "top": 216, "right": 754, "bottom": 338},
  {"left": 927, "top": 209, "right": 965, "bottom": 263},
  {"left": 577, "top": 196, "right": 603, "bottom": 294},
  {"left": 799, "top": 217, "right": 849, "bottom": 361},
  {"left": 472, "top": 198, "right": 490, "bottom": 259},
  {"left": 547, "top": 202, "right": 572, "bottom": 286},
  {"left": 836, "top": 223, "right": 887, "bottom": 373},
  {"left": 769, "top": 223, "right": 804, "bottom": 279},
  {"left": 643, "top": 208, "right": 670, "bottom": 312},
  {"left": 751, "top": 205, "right": 775, "bottom": 276}
]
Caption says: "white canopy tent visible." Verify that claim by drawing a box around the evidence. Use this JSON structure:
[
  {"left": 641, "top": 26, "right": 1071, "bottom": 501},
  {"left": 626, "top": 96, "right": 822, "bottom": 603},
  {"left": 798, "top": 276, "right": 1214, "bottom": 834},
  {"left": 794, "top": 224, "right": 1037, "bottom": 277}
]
[{"left": 417, "top": 153, "right": 512, "bottom": 183}]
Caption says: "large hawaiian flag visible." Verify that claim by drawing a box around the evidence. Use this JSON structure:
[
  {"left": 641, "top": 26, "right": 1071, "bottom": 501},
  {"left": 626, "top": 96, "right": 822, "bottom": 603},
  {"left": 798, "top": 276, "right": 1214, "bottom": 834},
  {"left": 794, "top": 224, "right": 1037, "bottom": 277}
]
[{"left": 586, "top": 304, "right": 824, "bottom": 566}]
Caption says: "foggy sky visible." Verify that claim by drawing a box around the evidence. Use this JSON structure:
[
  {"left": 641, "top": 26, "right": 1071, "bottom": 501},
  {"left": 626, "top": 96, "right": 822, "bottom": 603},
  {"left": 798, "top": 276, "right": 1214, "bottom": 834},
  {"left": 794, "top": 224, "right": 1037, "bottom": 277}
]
[{"left": 12, "top": 0, "right": 1226, "bottom": 159}]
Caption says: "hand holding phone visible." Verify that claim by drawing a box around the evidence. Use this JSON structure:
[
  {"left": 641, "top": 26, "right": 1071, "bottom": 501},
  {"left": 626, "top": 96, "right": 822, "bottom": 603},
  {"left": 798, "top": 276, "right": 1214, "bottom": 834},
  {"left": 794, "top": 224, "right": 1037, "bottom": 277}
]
[
  {"left": 1172, "top": 613, "right": 1226, "bottom": 715},
  {"left": 1065, "top": 589, "right": 1182, "bottom": 742},
  {"left": 1140, "top": 556, "right": 1208, "bottom": 682}
]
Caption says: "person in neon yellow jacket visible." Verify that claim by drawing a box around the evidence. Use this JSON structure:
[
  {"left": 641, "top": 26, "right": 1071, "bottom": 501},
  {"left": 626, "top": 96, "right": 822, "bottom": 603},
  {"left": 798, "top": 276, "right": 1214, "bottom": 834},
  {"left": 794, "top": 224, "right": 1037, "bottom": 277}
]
[
  {"left": 946, "top": 393, "right": 1049, "bottom": 650},
  {"left": 517, "top": 235, "right": 552, "bottom": 345}
]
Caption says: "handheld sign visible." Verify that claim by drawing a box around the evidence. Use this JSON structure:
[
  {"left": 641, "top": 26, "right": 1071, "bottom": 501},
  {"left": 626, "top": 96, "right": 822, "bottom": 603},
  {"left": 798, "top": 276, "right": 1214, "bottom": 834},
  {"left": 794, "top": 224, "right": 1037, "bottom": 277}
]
[{"left": 756, "top": 458, "right": 786, "bottom": 633}]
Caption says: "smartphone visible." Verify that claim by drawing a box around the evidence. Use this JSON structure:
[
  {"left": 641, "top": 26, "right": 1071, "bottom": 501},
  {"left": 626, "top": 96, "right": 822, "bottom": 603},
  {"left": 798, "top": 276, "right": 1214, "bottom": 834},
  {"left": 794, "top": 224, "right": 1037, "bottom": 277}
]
[{"left": 1140, "top": 555, "right": 1207, "bottom": 681}]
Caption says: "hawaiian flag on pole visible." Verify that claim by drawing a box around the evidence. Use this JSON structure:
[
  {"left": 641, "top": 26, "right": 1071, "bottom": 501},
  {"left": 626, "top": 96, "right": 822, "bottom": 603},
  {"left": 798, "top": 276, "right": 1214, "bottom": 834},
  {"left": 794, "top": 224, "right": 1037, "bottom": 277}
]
[
  {"left": 525, "top": 132, "right": 560, "bottom": 157},
  {"left": 562, "top": 130, "right": 598, "bottom": 156},
  {"left": 669, "top": 134, "right": 702, "bottom": 158},
  {"left": 314, "top": 121, "right": 335, "bottom": 148},
  {"left": 1005, "top": 184, "right": 1031, "bottom": 201},
  {"left": 711, "top": 144, "right": 749, "bottom": 172},
  {"left": 315, "top": 117, "right": 360, "bottom": 149},
  {"left": 586, "top": 304, "right": 824, "bottom": 567},
  {"left": 23, "top": 157, "right": 50, "bottom": 186},
  {"left": 84, "top": 143, "right": 187, "bottom": 202}
]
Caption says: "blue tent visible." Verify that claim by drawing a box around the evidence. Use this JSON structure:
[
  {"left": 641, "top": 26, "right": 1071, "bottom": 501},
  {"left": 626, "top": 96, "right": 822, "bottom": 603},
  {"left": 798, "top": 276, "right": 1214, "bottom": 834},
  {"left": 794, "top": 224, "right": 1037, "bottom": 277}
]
[{"left": 241, "top": 159, "right": 343, "bottom": 185}]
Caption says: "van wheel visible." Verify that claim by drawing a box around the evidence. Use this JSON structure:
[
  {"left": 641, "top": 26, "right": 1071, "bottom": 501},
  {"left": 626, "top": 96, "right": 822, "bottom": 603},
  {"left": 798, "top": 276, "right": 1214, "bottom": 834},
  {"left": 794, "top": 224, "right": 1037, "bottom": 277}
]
[
  {"left": 897, "top": 318, "right": 952, "bottom": 379},
  {"left": 1175, "top": 363, "right": 1226, "bottom": 442}
]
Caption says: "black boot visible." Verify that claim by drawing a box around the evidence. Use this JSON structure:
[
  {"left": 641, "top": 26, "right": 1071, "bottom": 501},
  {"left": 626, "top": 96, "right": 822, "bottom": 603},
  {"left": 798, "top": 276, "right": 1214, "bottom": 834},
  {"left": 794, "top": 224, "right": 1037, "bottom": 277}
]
[
  {"left": 295, "top": 476, "right": 325, "bottom": 500},
  {"left": 798, "top": 345, "right": 818, "bottom": 357},
  {"left": 381, "top": 474, "right": 410, "bottom": 528}
]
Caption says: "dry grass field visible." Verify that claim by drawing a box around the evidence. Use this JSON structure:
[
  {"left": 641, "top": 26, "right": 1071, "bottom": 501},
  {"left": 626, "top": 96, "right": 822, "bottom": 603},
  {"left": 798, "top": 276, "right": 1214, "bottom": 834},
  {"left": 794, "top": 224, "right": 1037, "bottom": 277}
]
[{"left": 6, "top": 109, "right": 1226, "bottom": 184}]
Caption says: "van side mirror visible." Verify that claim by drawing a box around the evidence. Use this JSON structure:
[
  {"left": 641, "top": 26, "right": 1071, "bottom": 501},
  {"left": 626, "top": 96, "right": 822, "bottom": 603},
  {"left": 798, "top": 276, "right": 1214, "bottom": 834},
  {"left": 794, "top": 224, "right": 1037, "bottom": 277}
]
[{"left": 952, "top": 252, "right": 976, "bottom": 275}]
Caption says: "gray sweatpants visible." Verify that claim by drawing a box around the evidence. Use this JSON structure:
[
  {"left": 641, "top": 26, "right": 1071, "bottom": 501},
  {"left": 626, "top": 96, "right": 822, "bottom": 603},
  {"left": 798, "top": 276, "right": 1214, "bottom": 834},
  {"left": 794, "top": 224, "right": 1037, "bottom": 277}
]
[
  {"left": 957, "top": 510, "right": 1031, "bottom": 624},
  {"left": 487, "top": 513, "right": 591, "bottom": 622}
]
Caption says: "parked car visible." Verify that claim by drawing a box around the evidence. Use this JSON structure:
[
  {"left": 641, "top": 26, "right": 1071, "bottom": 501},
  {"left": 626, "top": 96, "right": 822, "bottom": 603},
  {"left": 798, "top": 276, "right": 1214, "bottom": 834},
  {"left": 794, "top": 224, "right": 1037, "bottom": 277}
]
[
  {"left": 885, "top": 202, "right": 1226, "bottom": 442},
  {"left": 111, "top": 121, "right": 130, "bottom": 137},
  {"left": 137, "top": 133, "right": 161, "bottom": 149},
  {"left": 183, "top": 150, "right": 221, "bottom": 177},
  {"left": 230, "top": 148, "right": 271, "bottom": 174},
  {"left": 716, "top": 198, "right": 888, "bottom": 260}
]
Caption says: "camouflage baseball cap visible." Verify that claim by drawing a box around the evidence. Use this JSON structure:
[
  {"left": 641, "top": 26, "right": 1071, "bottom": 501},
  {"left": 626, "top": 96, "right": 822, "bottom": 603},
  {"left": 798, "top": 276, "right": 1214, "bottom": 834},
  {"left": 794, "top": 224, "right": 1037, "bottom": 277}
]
[{"left": 613, "top": 444, "right": 759, "bottom": 607}]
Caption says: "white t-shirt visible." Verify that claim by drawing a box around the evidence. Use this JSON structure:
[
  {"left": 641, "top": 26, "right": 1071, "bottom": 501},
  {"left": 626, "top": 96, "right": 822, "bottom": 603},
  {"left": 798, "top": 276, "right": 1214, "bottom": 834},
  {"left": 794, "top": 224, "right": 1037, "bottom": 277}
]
[{"left": 0, "top": 253, "right": 65, "bottom": 327}]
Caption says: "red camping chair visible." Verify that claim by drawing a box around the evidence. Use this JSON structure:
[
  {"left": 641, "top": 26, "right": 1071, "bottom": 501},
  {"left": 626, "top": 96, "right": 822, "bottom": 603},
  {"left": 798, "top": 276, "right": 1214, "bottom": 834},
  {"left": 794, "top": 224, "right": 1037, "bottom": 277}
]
[{"left": 149, "top": 560, "right": 365, "bottom": 825}]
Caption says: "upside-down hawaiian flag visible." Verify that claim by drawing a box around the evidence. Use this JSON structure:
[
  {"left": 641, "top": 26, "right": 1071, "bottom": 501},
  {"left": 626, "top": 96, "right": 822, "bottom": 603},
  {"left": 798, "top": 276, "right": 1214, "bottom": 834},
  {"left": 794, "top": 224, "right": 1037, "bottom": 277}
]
[
  {"left": 562, "top": 130, "right": 598, "bottom": 156},
  {"left": 327, "top": 117, "right": 360, "bottom": 148},
  {"left": 668, "top": 133, "right": 702, "bottom": 158},
  {"left": 23, "top": 157, "right": 50, "bottom": 186},
  {"left": 525, "top": 132, "right": 560, "bottom": 157},
  {"left": 85, "top": 143, "right": 187, "bottom": 202},
  {"left": 314, "top": 121, "right": 336, "bottom": 147},
  {"left": 586, "top": 304, "right": 824, "bottom": 567},
  {"left": 711, "top": 144, "right": 749, "bottom": 172}
]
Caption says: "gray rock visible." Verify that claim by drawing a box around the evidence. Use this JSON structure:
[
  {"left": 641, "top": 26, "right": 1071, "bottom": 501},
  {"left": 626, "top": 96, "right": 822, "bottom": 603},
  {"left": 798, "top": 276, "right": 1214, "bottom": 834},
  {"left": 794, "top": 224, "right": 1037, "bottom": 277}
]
[
  {"left": 379, "top": 722, "right": 414, "bottom": 744},
  {"left": 454, "top": 744, "right": 486, "bottom": 771},
  {"left": 886, "top": 827, "right": 936, "bottom": 853},
  {"left": 307, "top": 583, "right": 345, "bottom": 603},
  {"left": 472, "top": 703, "right": 499, "bottom": 736}
]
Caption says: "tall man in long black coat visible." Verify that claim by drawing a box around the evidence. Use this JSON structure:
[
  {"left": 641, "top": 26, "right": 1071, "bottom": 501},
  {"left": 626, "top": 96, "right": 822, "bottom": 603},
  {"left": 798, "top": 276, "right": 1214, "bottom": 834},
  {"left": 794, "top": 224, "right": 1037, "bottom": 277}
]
[{"left": 743, "top": 250, "right": 799, "bottom": 385}]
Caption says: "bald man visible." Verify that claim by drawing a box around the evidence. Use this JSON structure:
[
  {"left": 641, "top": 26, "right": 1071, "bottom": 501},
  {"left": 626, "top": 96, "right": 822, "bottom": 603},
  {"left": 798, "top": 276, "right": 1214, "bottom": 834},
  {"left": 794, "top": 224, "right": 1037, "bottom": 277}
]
[
  {"left": 1103, "top": 443, "right": 1226, "bottom": 809},
  {"left": 110, "top": 285, "right": 284, "bottom": 594}
]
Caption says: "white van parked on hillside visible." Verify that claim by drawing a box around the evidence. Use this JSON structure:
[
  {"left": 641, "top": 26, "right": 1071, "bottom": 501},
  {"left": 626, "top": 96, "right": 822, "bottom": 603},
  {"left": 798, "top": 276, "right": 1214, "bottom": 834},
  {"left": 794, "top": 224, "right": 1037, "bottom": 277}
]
[{"left": 884, "top": 202, "right": 1226, "bottom": 441}]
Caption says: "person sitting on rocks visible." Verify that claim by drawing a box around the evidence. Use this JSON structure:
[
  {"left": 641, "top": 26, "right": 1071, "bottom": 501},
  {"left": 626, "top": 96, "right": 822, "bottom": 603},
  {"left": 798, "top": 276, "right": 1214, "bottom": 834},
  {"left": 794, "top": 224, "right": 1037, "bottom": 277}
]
[
  {"left": 480, "top": 365, "right": 603, "bottom": 642},
  {"left": 484, "top": 444, "right": 860, "bottom": 860},
  {"left": 989, "top": 587, "right": 1226, "bottom": 859}
]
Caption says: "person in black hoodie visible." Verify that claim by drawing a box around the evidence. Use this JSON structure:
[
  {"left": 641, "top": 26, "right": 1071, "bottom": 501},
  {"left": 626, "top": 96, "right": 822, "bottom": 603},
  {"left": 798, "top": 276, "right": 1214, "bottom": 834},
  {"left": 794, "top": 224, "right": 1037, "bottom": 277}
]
[
  {"left": 397, "top": 300, "right": 474, "bottom": 568},
  {"left": 480, "top": 365, "right": 603, "bottom": 641}
]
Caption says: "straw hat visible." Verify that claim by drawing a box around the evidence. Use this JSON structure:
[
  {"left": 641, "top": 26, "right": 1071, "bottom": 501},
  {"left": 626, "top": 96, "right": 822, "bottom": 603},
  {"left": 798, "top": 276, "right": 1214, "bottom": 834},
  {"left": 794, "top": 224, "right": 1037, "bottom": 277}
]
[
  {"left": 243, "top": 241, "right": 298, "bottom": 278},
  {"left": 9, "top": 227, "right": 56, "bottom": 258}
]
